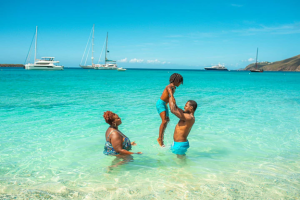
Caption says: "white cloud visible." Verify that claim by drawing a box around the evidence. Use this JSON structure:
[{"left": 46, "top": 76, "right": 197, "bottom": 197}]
[
  {"left": 248, "top": 58, "right": 254, "bottom": 62},
  {"left": 147, "top": 59, "right": 160, "bottom": 64},
  {"left": 118, "top": 58, "right": 127, "bottom": 62},
  {"left": 146, "top": 59, "right": 171, "bottom": 64},
  {"left": 129, "top": 58, "right": 144, "bottom": 63},
  {"left": 127, "top": 58, "right": 170, "bottom": 64}
]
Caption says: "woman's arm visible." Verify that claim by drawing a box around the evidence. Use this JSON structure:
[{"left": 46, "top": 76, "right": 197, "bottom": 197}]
[{"left": 110, "top": 132, "right": 142, "bottom": 155}]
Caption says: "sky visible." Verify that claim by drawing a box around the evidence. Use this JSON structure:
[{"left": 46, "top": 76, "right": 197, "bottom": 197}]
[{"left": 0, "top": 0, "right": 299, "bottom": 69}]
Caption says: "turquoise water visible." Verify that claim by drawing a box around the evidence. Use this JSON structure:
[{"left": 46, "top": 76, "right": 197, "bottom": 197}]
[{"left": 1, "top": 68, "right": 300, "bottom": 199}]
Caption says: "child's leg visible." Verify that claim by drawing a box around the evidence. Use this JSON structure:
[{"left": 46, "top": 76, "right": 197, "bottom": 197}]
[{"left": 157, "top": 111, "right": 169, "bottom": 146}]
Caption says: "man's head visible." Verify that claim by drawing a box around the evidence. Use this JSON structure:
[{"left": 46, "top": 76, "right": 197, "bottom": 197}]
[
  {"left": 184, "top": 100, "right": 197, "bottom": 113},
  {"left": 169, "top": 73, "right": 183, "bottom": 87}
]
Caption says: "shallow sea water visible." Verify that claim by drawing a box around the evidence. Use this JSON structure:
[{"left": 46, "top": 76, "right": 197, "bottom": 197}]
[{"left": 0, "top": 68, "right": 300, "bottom": 199}]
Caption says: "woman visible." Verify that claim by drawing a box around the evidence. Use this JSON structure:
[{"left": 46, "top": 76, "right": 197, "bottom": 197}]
[{"left": 103, "top": 111, "right": 142, "bottom": 156}]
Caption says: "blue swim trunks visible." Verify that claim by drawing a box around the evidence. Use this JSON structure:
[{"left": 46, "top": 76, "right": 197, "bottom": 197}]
[
  {"left": 171, "top": 140, "right": 190, "bottom": 155},
  {"left": 156, "top": 99, "right": 169, "bottom": 117}
]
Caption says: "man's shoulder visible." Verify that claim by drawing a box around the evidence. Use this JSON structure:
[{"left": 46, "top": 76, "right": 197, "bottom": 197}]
[{"left": 183, "top": 113, "right": 194, "bottom": 120}]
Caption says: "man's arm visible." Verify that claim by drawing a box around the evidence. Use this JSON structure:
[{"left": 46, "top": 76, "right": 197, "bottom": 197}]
[
  {"left": 167, "top": 86, "right": 175, "bottom": 102},
  {"left": 169, "top": 97, "right": 186, "bottom": 120}
]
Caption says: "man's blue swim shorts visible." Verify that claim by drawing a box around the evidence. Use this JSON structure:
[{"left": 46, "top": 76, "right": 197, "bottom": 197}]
[
  {"left": 171, "top": 140, "right": 190, "bottom": 155},
  {"left": 156, "top": 99, "right": 169, "bottom": 117}
]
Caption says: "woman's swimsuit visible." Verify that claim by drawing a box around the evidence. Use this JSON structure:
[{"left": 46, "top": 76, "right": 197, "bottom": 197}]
[{"left": 103, "top": 130, "right": 132, "bottom": 156}]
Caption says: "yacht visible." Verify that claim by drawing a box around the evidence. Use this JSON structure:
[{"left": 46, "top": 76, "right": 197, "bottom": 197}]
[
  {"left": 25, "top": 26, "right": 63, "bottom": 70},
  {"left": 25, "top": 57, "right": 63, "bottom": 70},
  {"left": 205, "top": 63, "right": 228, "bottom": 71}
]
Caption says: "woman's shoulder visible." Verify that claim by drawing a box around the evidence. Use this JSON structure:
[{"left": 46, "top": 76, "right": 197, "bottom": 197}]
[{"left": 107, "top": 128, "right": 122, "bottom": 137}]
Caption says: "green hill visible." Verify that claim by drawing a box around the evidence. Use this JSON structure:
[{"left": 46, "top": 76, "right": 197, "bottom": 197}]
[{"left": 244, "top": 54, "right": 300, "bottom": 71}]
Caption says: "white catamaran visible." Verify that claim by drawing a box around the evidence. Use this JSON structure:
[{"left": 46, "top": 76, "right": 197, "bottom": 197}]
[
  {"left": 25, "top": 26, "right": 64, "bottom": 70},
  {"left": 94, "top": 32, "right": 118, "bottom": 70}
]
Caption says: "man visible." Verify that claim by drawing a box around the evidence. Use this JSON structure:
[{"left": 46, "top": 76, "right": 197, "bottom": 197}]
[{"left": 169, "top": 98, "right": 197, "bottom": 158}]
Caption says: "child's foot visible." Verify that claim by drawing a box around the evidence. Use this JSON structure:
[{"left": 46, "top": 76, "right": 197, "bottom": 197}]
[{"left": 157, "top": 138, "right": 165, "bottom": 147}]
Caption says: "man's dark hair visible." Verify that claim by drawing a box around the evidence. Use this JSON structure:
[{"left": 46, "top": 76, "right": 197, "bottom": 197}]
[
  {"left": 188, "top": 100, "right": 197, "bottom": 112},
  {"left": 169, "top": 73, "right": 183, "bottom": 84}
]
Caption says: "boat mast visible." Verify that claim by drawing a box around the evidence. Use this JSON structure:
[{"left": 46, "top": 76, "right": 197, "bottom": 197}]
[
  {"left": 35, "top": 26, "right": 38, "bottom": 61},
  {"left": 92, "top": 24, "right": 94, "bottom": 66},
  {"left": 255, "top": 48, "right": 258, "bottom": 70},
  {"left": 105, "top": 32, "right": 108, "bottom": 65}
]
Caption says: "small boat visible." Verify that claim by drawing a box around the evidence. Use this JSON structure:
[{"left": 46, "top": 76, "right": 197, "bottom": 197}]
[
  {"left": 250, "top": 48, "right": 264, "bottom": 72},
  {"left": 205, "top": 63, "right": 228, "bottom": 71},
  {"left": 25, "top": 26, "right": 63, "bottom": 70},
  {"left": 250, "top": 69, "right": 263, "bottom": 72},
  {"left": 117, "top": 67, "right": 126, "bottom": 71}
]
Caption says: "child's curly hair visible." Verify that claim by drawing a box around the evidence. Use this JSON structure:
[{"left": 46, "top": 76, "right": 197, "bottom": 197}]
[
  {"left": 169, "top": 73, "right": 183, "bottom": 84},
  {"left": 103, "top": 111, "right": 115, "bottom": 125}
]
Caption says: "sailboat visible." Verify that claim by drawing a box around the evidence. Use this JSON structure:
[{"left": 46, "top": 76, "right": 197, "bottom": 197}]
[
  {"left": 94, "top": 32, "right": 118, "bottom": 70},
  {"left": 80, "top": 25, "right": 96, "bottom": 69},
  {"left": 25, "top": 26, "right": 64, "bottom": 70},
  {"left": 250, "top": 48, "right": 264, "bottom": 72}
]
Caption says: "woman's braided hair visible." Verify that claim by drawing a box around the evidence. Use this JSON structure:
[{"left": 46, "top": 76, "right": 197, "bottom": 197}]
[{"left": 169, "top": 73, "right": 183, "bottom": 84}]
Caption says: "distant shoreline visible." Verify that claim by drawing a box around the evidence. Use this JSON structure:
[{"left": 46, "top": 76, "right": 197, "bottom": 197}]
[
  {"left": 1, "top": 67, "right": 300, "bottom": 72},
  {"left": 0, "top": 64, "right": 24, "bottom": 67}
]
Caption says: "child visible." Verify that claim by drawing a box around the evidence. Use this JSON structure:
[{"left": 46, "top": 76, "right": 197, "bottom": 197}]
[{"left": 156, "top": 73, "right": 183, "bottom": 146}]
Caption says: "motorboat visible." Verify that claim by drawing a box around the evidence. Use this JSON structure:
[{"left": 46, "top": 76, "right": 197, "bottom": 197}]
[{"left": 117, "top": 67, "right": 126, "bottom": 71}]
